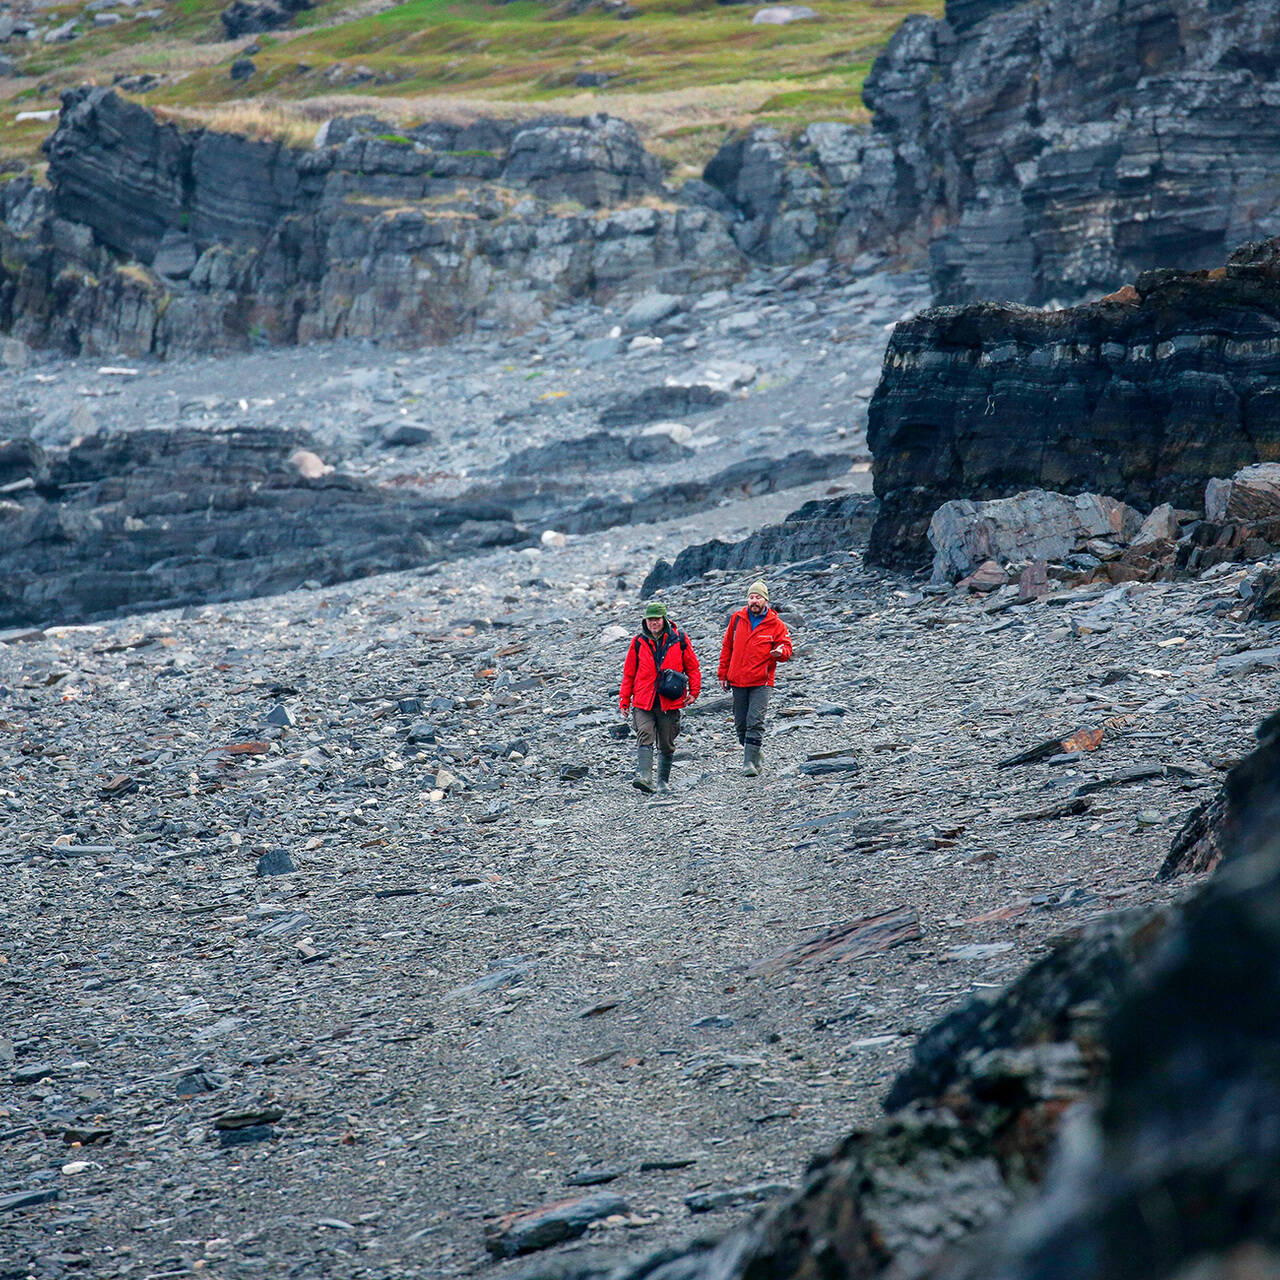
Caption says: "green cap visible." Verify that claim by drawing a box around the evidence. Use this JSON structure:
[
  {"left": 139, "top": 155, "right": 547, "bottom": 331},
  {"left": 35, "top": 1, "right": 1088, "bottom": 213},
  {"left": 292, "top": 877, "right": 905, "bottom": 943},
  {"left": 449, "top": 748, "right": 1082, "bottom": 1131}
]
[
  {"left": 748, "top": 579, "right": 769, "bottom": 601},
  {"left": 644, "top": 602, "right": 668, "bottom": 619}
]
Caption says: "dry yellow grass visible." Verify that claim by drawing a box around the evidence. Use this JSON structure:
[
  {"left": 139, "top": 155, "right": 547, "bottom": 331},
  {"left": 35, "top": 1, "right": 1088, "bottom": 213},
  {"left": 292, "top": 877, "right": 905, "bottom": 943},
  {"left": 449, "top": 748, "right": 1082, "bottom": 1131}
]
[
  {"left": 154, "top": 101, "right": 324, "bottom": 145},
  {"left": 148, "top": 77, "right": 847, "bottom": 171}
]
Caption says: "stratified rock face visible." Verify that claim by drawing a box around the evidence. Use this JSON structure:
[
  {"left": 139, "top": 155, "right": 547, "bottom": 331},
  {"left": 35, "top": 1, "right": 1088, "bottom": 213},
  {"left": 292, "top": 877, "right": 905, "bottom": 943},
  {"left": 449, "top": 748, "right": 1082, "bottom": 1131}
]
[
  {"left": 935, "top": 727, "right": 1280, "bottom": 1280},
  {"left": 695, "top": 0, "right": 1280, "bottom": 304},
  {"left": 1159, "top": 713, "right": 1280, "bottom": 880},
  {"left": 0, "top": 88, "right": 737, "bottom": 357},
  {"left": 871, "top": 0, "right": 1280, "bottom": 304},
  {"left": 866, "top": 246, "right": 1280, "bottom": 568},
  {"left": 0, "top": 428, "right": 526, "bottom": 628}
]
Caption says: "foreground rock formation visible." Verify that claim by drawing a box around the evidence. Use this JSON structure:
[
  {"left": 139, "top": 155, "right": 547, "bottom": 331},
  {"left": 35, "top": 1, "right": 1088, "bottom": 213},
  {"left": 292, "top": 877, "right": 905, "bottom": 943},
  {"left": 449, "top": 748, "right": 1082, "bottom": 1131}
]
[
  {"left": 697, "top": 0, "right": 1280, "bottom": 304},
  {"left": 640, "top": 493, "right": 878, "bottom": 597},
  {"left": 867, "top": 240, "right": 1280, "bottom": 569}
]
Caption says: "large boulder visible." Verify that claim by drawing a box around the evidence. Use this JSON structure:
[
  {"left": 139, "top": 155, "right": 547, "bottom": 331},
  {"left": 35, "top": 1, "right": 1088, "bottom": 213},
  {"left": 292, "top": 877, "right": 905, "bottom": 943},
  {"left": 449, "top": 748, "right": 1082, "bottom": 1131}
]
[
  {"left": 928, "top": 490, "right": 1143, "bottom": 582},
  {"left": 501, "top": 114, "right": 662, "bottom": 208},
  {"left": 220, "top": 0, "right": 311, "bottom": 38}
]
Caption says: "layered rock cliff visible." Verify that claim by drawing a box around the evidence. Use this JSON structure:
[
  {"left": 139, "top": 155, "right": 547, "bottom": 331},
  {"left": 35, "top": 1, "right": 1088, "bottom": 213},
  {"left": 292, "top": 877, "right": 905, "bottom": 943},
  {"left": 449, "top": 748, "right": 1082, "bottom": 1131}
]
[
  {"left": 866, "top": 237, "right": 1280, "bottom": 569},
  {"left": 699, "top": 0, "right": 1280, "bottom": 304},
  {"left": 8, "top": 0, "right": 1280, "bottom": 354},
  {"left": 0, "top": 88, "right": 743, "bottom": 356}
]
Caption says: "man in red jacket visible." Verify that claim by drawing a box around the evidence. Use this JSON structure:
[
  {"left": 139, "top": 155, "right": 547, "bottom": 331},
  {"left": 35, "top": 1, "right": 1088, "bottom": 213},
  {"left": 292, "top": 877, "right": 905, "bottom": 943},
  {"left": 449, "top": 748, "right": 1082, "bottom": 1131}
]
[
  {"left": 717, "top": 579, "right": 792, "bottom": 777},
  {"left": 619, "top": 601, "right": 702, "bottom": 793}
]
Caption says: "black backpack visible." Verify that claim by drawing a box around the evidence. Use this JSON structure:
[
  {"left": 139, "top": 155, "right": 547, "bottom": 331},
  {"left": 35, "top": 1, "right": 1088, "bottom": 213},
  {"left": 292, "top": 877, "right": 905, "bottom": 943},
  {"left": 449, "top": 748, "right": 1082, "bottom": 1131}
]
[{"left": 635, "top": 629, "right": 690, "bottom": 701}]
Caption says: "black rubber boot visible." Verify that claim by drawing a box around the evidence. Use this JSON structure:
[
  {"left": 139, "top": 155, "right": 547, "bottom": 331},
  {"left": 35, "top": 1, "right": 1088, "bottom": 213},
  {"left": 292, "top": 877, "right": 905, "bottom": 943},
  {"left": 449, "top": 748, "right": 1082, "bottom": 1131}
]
[
  {"left": 632, "top": 745, "right": 655, "bottom": 793},
  {"left": 657, "top": 753, "right": 673, "bottom": 791},
  {"left": 742, "top": 744, "right": 762, "bottom": 777}
]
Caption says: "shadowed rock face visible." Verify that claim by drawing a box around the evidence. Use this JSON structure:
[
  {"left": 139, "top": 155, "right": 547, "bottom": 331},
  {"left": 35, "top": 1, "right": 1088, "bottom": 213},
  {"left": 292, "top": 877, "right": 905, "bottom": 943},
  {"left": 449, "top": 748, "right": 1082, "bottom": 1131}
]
[
  {"left": 585, "top": 721, "right": 1280, "bottom": 1280},
  {"left": 932, "top": 720, "right": 1280, "bottom": 1280},
  {"left": 0, "top": 428, "right": 527, "bottom": 628},
  {"left": 866, "top": 242, "right": 1280, "bottom": 569},
  {"left": 220, "top": 0, "right": 311, "bottom": 39}
]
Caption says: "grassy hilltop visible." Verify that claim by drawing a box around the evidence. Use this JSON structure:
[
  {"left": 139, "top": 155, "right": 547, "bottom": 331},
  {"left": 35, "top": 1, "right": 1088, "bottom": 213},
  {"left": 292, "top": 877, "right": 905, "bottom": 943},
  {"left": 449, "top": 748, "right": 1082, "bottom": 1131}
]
[{"left": 0, "top": 0, "right": 940, "bottom": 179}]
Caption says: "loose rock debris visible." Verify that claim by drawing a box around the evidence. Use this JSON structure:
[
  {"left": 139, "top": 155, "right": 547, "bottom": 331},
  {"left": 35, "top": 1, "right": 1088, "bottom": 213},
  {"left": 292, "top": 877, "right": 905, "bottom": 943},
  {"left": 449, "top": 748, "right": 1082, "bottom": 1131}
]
[{"left": 1, "top": 462, "right": 1275, "bottom": 1276}]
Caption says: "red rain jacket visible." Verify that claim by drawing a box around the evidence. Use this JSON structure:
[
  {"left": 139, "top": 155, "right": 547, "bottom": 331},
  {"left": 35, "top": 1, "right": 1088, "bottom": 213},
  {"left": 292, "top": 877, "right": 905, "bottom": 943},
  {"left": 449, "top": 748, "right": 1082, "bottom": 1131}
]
[
  {"left": 620, "top": 623, "right": 702, "bottom": 714},
  {"left": 718, "top": 606, "right": 792, "bottom": 688}
]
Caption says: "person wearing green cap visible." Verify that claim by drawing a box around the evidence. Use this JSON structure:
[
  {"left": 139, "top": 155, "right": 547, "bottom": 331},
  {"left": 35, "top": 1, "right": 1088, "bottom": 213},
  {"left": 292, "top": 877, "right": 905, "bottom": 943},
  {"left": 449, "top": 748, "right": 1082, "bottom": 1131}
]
[
  {"left": 619, "top": 601, "right": 702, "bottom": 793},
  {"left": 717, "top": 579, "right": 792, "bottom": 776}
]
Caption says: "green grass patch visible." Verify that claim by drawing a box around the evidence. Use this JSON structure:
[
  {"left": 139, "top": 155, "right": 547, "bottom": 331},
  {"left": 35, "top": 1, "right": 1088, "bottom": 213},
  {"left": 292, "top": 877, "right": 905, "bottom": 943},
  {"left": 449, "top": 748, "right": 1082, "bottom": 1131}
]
[{"left": 0, "top": 0, "right": 941, "bottom": 168}]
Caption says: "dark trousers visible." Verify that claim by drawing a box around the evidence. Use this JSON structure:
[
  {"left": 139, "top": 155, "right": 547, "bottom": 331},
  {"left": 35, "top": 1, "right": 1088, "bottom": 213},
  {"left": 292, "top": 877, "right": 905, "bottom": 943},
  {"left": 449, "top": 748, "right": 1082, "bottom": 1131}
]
[
  {"left": 634, "top": 707, "right": 680, "bottom": 755},
  {"left": 731, "top": 685, "right": 771, "bottom": 748}
]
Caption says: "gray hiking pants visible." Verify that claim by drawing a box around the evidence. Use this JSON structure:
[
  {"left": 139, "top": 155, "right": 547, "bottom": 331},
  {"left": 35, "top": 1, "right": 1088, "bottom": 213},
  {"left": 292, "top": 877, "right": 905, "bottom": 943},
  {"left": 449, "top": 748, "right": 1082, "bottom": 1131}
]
[
  {"left": 634, "top": 707, "right": 680, "bottom": 755},
  {"left": 731, "top": 685, "right": 771, "bottom": 749}
]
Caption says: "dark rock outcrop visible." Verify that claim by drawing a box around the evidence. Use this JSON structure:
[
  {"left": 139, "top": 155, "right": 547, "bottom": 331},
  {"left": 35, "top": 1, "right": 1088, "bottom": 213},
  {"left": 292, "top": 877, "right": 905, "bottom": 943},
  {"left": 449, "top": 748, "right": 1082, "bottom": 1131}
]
[
  {"left": 0, "top": 428, "right": 527, "bottom": 628},
  {"left": 598, "top": 383, "right": 729, "bottom": 429},
  {"left": 866, "top": 244, "right": 1280, "bottom": 569},
  {"left": 221, "top": 0, "right": 311, "bottom": 38},
  {"left": 475, "top": 450, "right": 852, "bottom": 536},
  {"left": 0, "top": 88, "right": 739, "bottom": 357},
  {"left": 930, "top": 719, "right": 1280, "bottom": 1280},
  {"left": 640, "top": 493, "right": 877, "bottom": 597},
  {"left": 1158, "top": 712, "right": 1280, "bottom": 880}
]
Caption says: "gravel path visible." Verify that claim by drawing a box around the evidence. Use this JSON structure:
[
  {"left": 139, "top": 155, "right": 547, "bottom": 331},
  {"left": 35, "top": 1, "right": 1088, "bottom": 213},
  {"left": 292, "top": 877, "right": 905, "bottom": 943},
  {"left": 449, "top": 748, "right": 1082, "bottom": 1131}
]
[{"left": 2, "top": 483, "right": 1269, "bottom": 1278}]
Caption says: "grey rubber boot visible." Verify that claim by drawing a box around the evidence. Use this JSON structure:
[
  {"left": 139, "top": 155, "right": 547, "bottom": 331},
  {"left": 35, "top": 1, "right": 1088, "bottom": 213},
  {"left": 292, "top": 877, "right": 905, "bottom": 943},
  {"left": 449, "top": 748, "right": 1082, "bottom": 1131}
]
[
  {"left": 742, "top": 744, "right": 762, "bottom": 777},
  {"left": 657, "top": 753, "right": 673, "bottom": 791},
  {"left": 632, "top": 745, "right": 656, "bottom": 793}
]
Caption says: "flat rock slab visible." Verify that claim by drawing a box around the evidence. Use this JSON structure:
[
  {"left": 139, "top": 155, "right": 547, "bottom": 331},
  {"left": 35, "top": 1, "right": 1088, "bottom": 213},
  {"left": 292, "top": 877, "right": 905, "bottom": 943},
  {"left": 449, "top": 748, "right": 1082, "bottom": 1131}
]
[
  {"left": 1217, "top": 647, "right": 1280, "bottom": 677},
  {"left": 686, "top": 1182, "right": 794, "bottom": 1213},
  {"left": 750, "top": 906, "right": 921, "bottom": 975},
  {"left": 485, "top": 1192, "right": 629, "bottom": 1257},
  {"left": 0, "top": 1189, "right": 60, "bottom": 1213},
  {"left": 799, "top": 756, "right": 861, "bottom": 775}
]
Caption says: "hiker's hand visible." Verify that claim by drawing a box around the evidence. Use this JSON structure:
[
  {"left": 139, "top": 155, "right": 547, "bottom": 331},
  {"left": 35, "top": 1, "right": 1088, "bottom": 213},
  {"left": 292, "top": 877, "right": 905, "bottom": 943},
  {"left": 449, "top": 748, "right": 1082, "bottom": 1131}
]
[
  {"left": 769, "top": 647, "right": 785, "bottom": 660},
  {"left": 718, "top": 678, "right": 729, "bottom": 692},
  {"left": 619, "top": 706, "right": 630, "bottom": 719}
]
